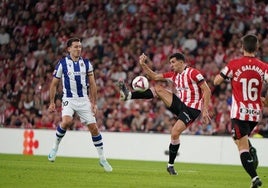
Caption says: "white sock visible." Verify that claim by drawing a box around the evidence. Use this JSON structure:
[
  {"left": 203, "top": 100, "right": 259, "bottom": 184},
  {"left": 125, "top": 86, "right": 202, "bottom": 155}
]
[
  {"left": 52, "top": 137, "right": 62, "bottom": 150},
  {"left": 252, "top": 176, "right": 259, "bottom": 182},
  {"left": 97, "top": 146, "right": 105, "bottom": 160}
]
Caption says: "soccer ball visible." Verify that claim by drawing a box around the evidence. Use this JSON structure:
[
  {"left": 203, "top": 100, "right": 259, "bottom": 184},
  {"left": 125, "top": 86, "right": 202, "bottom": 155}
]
[{"left": 132, "top": 76, "right": 149, "bottom": 92}]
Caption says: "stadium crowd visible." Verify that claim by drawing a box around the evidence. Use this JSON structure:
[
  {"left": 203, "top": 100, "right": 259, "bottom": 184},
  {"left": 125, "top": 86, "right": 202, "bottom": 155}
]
[{"left": 0, "top": 0, "right": 268, "bottom": 137}]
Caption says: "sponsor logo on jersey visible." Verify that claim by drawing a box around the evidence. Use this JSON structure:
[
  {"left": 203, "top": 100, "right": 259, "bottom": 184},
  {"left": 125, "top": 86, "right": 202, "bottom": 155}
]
[
  {"left": 239, "top": 108, "right": 260, "bottom": 115},
  {"left": 67, "top": 71, "right": 87, "bottom": 76}
]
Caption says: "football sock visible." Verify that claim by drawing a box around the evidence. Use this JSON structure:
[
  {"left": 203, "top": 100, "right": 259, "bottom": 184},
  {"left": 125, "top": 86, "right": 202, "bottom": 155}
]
[
  {"left": 240, "top": 151, "right": 257, "bottom": 178},
  {"left": 252, "top": 176, "right": 259, "bottom": 182},
  {"left": 53, "top": 125, "right": 66, "bottom": 149},
  {"left": 92, "top": 134, "right": 105, "bottom": 159},
  {"left": 131, "top": 89, "right": 154, "bottom": 99},
  {"left": 168, "top": 143, "right": 180, "bottom": 164}
]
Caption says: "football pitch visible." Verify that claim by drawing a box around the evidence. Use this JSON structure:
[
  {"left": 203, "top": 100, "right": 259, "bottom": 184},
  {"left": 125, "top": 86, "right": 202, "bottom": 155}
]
[{"left": 0, "top": 154, "right": 267, "bottom": 188}]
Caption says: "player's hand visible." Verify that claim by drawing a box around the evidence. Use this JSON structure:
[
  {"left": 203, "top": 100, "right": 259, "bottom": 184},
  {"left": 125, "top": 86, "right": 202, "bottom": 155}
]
[
  {"left": 261, "top": 97, "right": 268, "bottom": 107},
  {"left": 139, "top": 53, "right": 147, "bottom": 66},
  {"left": 48, "top": 103, "right": 56, "bottom": 113},
  {"left": 202, "top": 110, "right": 211, "bottom": 125},
  {"left": 92, "top": 104, "right": 97, "bottom": 116}
]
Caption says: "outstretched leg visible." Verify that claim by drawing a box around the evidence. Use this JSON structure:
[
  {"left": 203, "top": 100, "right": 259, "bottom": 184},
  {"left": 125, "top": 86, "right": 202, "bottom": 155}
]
[{"left": 118, "top": 80, "right": 155, "bottom": 100}]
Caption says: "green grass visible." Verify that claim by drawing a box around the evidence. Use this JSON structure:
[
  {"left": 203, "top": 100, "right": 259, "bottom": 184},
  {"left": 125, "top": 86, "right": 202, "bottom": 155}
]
[{"left": 0, "top": 154, "right": 267, "bottom": 188}]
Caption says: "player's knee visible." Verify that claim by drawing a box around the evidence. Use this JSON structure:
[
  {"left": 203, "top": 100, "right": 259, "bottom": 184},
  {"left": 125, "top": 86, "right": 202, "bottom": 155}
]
[
  {"left": 154, "top": 85, "right": 164, "bottom": 95},
  {"left": 88, "top": 123, "right": 99, "bottom": 135},
  {"left": 171, "top": 123, "right": 186, "bottom": 137},
  {"left": 171, "top": 129, "right": 180, "bottom": 139},
  {"left": 61, "top": 120, "right": 73, "bottom": 129},
  {"left": 171, "top": 133, "right": 179, "bottom": 140},
  {"left": 62, "top": 116, "right": 74, "bottom": 128}
]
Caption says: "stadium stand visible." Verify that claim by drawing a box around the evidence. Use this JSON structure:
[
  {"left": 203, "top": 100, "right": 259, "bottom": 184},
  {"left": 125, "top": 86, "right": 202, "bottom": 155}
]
[{"left": 0, "top": 0, "right": 267, "bottom": 137}]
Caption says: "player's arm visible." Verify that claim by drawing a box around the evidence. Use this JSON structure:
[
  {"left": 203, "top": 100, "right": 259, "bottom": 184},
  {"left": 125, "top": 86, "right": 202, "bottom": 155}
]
[
  {"left": 262, "top": 73, "right": 268, "bottom": 107},
  {"left": 49, "top": 77, "right": 60, "bottom": 112},
  {"left": 139, "top": 53, "right": 165, "bottom": 81},
  {"left": 261, "top": 97, "right": 268, "bottom": 107},
  {"left": 213, "top": 73, "right": 225, "bottom": 86},
  {"left": 88, "top": 71, "right": 98, "bottom": 114},
  {"left": 200, "top": 81, "right": 211, "bottom": 124}
]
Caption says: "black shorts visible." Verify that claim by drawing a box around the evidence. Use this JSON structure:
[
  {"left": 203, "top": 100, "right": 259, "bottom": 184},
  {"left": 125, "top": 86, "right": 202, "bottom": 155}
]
[
  {"left": 167, "top": 94, "right": 201, "bottom": 127},
  {"left": 231, "top": 119, "right": 258, "bottom": 140}
]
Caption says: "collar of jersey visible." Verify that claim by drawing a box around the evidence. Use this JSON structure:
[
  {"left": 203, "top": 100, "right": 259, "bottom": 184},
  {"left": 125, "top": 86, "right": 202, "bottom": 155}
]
[{"left": 67, "top": 55, "right": 82, "bottom": 62}]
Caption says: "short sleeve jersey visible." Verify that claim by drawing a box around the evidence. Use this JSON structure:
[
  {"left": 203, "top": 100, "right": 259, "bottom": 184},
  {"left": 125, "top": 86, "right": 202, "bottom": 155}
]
[
  {"left": 163, "top": 67, "right": 205, "bottom": 110},
  {"left": 220, "top": 56, "right": 268, "bottom": 121},
  {"left": 53, "top": 55, "right": 93, "bottom": 99}
]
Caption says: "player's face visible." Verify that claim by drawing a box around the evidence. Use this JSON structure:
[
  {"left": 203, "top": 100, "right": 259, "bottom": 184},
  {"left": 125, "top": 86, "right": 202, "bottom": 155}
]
[
  {"left": 68, "top": 41, "right": 82, "bottom": 59},
  {"left": 169, "top": 57, "right": 184, "bottom": 73}
]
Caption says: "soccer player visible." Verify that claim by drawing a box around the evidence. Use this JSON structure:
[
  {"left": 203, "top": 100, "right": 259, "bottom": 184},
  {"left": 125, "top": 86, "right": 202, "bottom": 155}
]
[
  {"left": 214, "top": 34, "right": 266, "bottom": 188},
  {"left": 48, "top": 37, "right": 112, "bottom": 172},
  {"left": 118, "top": 52, "right": 211, "bottom": 175}
]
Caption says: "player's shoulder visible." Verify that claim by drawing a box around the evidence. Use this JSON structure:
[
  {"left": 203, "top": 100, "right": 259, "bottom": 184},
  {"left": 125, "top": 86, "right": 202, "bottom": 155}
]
[
  {"left": 57, "top": 56, "right": 68, "bottom": 64},
  {"left": 228, "top": 57, "right": 242, "bottom": 64},
  {"left": 188, "top": 66, "right": 202, "bottom": 75},
  {"left": 81, "top": 57, "right": 89, "bottom": 62},
  {"left": 80, "top": 57, "right": 92, "bottom": 65},
  {"left": 188, "top": 66, "right": 199, "bottom": 71},
  {"left": 163, "top": 71, "right": 176, "bottom": 78},
  {"left": 226, "top": 57, "right": 245, "bottom": 68},
  {"left": 255, "top": 58, "right": 268, "bottom": 67}
]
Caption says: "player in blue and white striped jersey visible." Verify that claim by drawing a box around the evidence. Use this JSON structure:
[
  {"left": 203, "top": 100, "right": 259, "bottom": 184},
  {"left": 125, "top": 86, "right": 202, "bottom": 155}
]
[{"left": 48, "top": 38, "right": 112, "bottom": 172}]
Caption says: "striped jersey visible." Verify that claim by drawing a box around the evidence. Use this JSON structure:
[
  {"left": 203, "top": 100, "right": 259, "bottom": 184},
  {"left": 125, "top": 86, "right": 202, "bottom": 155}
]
[
  {"left": 53, "top": 55, "right": 93, "bottom": 98},
  {"left": 163, "top": 67, "right": 205, "bottom": 110},
  {"left": 220, "top": 56, "right": 268, "bottom": 122}
]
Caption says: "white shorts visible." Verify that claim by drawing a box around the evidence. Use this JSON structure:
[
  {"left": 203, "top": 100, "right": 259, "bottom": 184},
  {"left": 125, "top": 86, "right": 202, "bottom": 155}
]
[{"left": 61, "top": 97, "right": 96, "bottom": 125}]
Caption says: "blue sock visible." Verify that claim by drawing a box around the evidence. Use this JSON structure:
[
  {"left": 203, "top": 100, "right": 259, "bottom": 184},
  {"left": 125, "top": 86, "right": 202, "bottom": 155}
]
[
  {"left": 92, "top": 134, "right": 103, "bottom": 147},
  {"left": 53, "top": 125, "right": 66, "bottom": 150},
  {"left": 92, "top": 134, "right": 105, "bottom": 159}
]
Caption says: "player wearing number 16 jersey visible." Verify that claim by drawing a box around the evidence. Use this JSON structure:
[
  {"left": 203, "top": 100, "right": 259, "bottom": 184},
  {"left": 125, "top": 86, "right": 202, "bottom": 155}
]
[{"left": 214, "top": 34, "right": 268, "bottom": 188}]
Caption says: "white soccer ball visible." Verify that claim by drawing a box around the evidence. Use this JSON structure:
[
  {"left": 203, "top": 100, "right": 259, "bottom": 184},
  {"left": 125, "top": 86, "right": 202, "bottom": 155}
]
[{"left": 132, "top": 76, "right": 149, "bottom": 92}]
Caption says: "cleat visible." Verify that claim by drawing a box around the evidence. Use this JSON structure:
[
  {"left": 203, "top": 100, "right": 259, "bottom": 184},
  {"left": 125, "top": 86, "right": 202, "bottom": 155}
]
[
  {"left": 167, "top": 166, "right": 178, "bottom": 175},
  {"left": 99, "top": 159, "right": 113, "bottom": 172},
  {"left": 251, "top": 177, "right": 262, "bottom": 188},
  {"left": 48, "top": 148, "right": 57, "bottom": 162},
  {"left": 117, "top": 80, "right": 130, "bottom": 101},
  {"left": 249, "top": 147, "right": 259, "bottom": 170}
]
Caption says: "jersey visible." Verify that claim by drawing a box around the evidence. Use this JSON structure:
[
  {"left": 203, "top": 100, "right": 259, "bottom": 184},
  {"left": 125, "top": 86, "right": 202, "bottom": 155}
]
[
  {"left": 220, "top": 56, "right": 268, "bottom": 122},
  {"left": 53, "top": 55, "right": 93, "bottom": 99},
  {"left": 163, "top": 66, "right": 205, "bottom": 110}
]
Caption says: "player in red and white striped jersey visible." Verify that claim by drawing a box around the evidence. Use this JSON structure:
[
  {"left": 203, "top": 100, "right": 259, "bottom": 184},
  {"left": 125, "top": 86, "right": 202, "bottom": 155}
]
[
  {"left": 118, "top": 52, "right": 211, "bottom": 175},
  {"left": 162, "top": 66, "right": 204, "bottom": 111},
  {"left": 214, "top": 34, "right": 267, "bottom": 188}
]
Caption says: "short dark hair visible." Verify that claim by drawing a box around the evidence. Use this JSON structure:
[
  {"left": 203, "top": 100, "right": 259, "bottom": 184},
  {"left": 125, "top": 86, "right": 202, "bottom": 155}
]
[
  {"left": 67, "top": 37, "right": 81, "bottom": 47},
  {"left": 241, "top": 34, "right": 258, "bottom": 53},
  {"left": 169, "top": 52, "right": 185, "bottom": 62}
]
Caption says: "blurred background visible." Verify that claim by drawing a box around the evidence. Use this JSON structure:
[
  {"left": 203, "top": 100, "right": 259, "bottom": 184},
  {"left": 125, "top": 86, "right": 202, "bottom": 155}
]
[{"left": 0, "top": 0, "right": 268, "bottom": 138}]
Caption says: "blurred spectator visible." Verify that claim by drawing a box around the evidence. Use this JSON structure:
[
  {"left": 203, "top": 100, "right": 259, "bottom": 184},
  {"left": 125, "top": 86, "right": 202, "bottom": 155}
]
[
  {"left": 229, "top": 19, "right": 245, "bottom": 35},
  {"left": 130, "top": 108, "right": 146, "bottom": 132},
  {"left": 257, "top": 119, "right": 268, "bottom": 138},
  {"left": 0, "top": 99, "right": 5, "bottom": 126},
  {"left": 0, "top": 27, "right": 10, "bottom": 45},
  {"left": 181, "top": 32, "right": 198, "bottom": 55}
]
